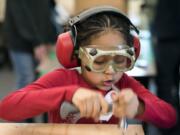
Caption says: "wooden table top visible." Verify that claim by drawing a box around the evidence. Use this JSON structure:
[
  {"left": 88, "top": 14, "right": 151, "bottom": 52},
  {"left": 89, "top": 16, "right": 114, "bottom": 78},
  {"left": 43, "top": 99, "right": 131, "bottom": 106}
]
[{"left": 0, "top": 123, "right": 144, "bottom": 135}]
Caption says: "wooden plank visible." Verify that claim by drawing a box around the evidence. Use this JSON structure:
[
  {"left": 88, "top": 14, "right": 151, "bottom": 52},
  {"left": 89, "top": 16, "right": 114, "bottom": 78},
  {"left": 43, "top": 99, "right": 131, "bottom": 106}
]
[{"left": 0, "top": 123, "right": 144, "bottom": 135}]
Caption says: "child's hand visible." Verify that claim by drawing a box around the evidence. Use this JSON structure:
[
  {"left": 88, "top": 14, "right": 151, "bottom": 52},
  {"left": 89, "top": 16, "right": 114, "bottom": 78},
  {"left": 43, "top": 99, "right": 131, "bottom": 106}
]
[
  {"left": 72, "top": 87, "right": 109, "bottom": 121},
  {"left": 111, "top": 89, "right": 139, "bottom": 119}
]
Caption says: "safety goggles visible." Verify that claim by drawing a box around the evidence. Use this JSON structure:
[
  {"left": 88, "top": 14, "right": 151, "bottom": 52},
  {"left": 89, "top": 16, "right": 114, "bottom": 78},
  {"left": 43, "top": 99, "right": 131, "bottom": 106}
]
[{"left": 79, "top": 45, "right": 135, "bottom": 73}]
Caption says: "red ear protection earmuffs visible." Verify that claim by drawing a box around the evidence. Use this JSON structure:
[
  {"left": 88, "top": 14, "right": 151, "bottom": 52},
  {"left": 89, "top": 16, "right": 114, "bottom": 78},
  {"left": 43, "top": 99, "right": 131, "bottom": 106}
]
[
  {"left": 56, "top": 6, "right": 141, "bottom": 68},
  {"left": 56, "top": 31, "right": 78, "bottom": 68}
]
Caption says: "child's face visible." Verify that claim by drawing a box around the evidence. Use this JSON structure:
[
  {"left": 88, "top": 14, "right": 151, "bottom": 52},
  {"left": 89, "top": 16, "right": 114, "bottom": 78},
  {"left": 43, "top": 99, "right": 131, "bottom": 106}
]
[{"left": 80, "top": 31, "right": 127, "bottom": 90}]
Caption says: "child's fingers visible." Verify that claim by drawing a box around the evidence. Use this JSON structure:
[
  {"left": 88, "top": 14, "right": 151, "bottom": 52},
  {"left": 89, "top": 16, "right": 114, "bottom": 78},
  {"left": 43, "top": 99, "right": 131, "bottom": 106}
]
[
  {"left": 111, "top": 92, "right": 119, "bottom": 102},
  {"left": 92, "top": 97, "right": 101, "bottom": 120},
  {"left": 113, "top": 104, "right": 125, "bottom": 117},
  {"left": 98, "top": 94, "right": 109, "bottom": 115},
  {"left": 118, "top": 95, "right": 126, "bottom": 116},
  {"left": 78, "top": 100, "right": 86, "bottom": 117},
  {"left": 77, "top": 94, "right": 103, "bottom": 119},
  {"left": 112, "top": 93, "right": 126, "bottom": 118},
  {"left": 85, "top": 98, "right": 94, "bottom": 118},
  {"left": 85, "top": 96, "right": 101, "bottom": 119}
]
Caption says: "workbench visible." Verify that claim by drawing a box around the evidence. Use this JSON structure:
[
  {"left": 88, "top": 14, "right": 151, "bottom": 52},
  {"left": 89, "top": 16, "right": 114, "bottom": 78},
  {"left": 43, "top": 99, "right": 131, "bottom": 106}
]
[{"left": 0, "top": 123, "right": 144, "bottom": 135}]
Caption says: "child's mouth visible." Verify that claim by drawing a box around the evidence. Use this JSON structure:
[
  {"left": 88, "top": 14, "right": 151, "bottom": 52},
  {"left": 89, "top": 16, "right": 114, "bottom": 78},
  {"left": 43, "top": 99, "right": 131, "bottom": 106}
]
[{"left": 103, "top": 80, "right": 114, "bottom": 86}]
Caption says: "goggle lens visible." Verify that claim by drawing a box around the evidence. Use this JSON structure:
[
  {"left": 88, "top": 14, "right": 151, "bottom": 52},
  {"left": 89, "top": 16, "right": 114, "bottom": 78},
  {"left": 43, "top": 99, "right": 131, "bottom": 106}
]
[{"left": 92, "top": 55, "right": 132, "bottom": 72}]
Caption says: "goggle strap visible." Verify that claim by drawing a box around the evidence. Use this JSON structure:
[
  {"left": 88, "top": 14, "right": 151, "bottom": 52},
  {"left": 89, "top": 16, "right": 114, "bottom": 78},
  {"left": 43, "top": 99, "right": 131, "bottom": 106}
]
[{"left": 85, "top": 65, "right": 91, "bottom": 72}]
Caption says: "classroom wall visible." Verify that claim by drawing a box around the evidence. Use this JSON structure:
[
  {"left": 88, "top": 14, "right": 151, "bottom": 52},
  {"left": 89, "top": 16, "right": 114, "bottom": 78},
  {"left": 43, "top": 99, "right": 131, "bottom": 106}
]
[
  {"left": 74, "top": 0, "right": 127, "bottom": 15},
  {"left": 58, "top": 0, "right": 127, "bottom": 16}
]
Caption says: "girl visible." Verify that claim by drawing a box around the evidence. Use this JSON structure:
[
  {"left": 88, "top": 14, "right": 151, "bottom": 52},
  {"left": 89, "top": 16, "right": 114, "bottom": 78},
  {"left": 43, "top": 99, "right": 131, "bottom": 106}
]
[{"left": 0, "top": 6, "right": 176, "bottom": 128}]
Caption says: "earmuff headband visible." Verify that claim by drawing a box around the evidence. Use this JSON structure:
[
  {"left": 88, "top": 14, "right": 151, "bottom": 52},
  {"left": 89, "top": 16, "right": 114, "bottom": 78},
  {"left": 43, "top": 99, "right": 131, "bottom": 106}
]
[{"left": 69, "top": 5, "right": 139, "bottom": 34}]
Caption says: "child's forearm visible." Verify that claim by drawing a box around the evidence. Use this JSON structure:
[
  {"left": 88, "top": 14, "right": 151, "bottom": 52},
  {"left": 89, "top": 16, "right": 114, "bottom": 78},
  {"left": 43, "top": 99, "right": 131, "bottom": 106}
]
[{"left": 0, "top": 85, "right": 79, "bottom": 121}]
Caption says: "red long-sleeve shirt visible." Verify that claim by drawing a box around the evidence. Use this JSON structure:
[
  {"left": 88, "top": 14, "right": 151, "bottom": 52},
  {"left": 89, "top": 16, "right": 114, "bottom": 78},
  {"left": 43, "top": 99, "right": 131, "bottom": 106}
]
[{"left": 0, "top": 69, "right": 176, "bottom": 128}]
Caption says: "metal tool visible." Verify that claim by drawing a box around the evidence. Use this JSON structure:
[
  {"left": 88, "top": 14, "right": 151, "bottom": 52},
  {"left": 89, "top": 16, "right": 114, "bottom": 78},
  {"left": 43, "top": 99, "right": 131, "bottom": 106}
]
[
  {"left": 119, "top": 117, "right": 128, "bottom": 135},
  {"left": 112, "top": 85, "right": 128, "bottom": 134},
  {"left": 60, "top": 101, "right": 128, "bottom": 134},
  {"left": 60, "top": 101, "right": 79, "bottom": 120}
]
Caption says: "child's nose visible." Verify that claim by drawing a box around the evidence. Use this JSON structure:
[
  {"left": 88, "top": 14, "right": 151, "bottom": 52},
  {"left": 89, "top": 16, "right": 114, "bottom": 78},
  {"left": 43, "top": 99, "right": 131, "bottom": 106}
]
[{"left": 104, "top": 65, "right": 115, "bottom": 74}]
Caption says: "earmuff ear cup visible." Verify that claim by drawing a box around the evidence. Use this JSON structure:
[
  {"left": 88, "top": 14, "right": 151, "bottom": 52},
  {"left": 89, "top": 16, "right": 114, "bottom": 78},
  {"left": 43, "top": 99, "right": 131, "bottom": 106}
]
[
  {"left": 56, "top": 31, "right": 78, "bottom": 68},
  {"left": 133, "top": 36, "right": 141, "bottom": 60}
]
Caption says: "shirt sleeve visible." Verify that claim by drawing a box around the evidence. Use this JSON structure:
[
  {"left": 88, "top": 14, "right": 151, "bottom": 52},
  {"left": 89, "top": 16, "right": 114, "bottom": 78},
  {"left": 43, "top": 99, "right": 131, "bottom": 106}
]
[
  {"left": 121, "top": 74, "right": 177, "bottom": 128},
  {"left": 0, "top": 69, "right": 80, "bottom": 121}
]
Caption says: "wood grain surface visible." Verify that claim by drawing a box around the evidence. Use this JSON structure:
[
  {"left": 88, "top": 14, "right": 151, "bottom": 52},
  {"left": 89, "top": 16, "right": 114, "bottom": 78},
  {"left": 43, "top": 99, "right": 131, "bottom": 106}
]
[{"left": 0, "top": 123, "right": 144, "bottom": 135}]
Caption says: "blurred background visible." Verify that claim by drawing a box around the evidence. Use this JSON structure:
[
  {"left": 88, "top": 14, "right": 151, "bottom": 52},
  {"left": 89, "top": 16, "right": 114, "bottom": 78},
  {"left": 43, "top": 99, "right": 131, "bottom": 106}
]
[{"left": 0, "top": 0, "right": 179, "bottom": 135}]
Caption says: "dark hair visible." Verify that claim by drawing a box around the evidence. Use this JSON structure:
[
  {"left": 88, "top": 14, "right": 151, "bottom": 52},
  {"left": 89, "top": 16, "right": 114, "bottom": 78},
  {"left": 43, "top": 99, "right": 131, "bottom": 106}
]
[
  {"left": 63, "top": 12, "right": 134, "bottom": 62},
  {"left": 75, "top": 13, "right": 133, "bottom": 48}
]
